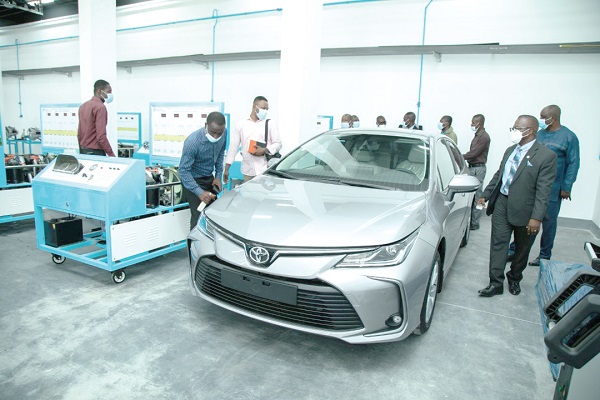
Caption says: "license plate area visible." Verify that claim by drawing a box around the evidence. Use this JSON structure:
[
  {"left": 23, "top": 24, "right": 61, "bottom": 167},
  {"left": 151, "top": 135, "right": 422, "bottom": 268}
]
[{"left": 221, "top": 268, "right": 298, "bottom": 305}]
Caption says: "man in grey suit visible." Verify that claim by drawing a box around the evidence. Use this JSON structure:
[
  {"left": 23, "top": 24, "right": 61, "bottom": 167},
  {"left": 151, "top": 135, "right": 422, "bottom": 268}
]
[{"left": 477, "top": 115, "right": 557, "bottom": 297}]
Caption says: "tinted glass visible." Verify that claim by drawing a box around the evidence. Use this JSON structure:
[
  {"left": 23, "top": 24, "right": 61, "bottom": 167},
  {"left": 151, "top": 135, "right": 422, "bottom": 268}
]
[
  {"left": 272, "top": 132, "right": 429, "bottom": 191},
  {"left": 436, "top": 139, "right": 456, "bottom": 190}
]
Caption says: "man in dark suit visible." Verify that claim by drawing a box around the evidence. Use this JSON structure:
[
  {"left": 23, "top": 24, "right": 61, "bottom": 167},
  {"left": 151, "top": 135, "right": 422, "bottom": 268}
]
[{"left": 477, "top": 115, "right": 557, "bottom": 297}]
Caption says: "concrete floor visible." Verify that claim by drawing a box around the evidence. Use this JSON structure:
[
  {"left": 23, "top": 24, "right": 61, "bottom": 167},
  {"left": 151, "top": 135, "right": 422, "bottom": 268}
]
[{"left": 0, "top": 214, "right": 597, "bottom": 400}]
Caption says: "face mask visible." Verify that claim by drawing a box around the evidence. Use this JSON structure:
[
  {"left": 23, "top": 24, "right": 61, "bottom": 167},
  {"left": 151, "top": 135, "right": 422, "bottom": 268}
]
[
  {"left": 538, "top": 117, "right": 551, "bottom": 130},
  {"left": 353, "top": 121, "right": 360, "bottom": 128},
  {"left": 102, "top": 90, "right": 113, "bottom": 104},
  {"left": 205, "top": 133, "right": 221, "bottom": 143},
  {"left": 256, "top": 107, "right": 268, "bottom": 121},
  {"left": 510, "top": 129, "right": 530, "bottom": 144},
  {"left": 404, "top": 123, "right": 411, "bottom": 128},
  {"left": 471, "top": 125, "right": 478, "bottom": 132},
  {"left": 377, "top": 124, "right": 386, "bottom": 128},
  {"left": 341, "top": 122, "right": 350, "bottom": 129},
  {"left": 437, "top": 122, "right": 444, "bottom": 131}
]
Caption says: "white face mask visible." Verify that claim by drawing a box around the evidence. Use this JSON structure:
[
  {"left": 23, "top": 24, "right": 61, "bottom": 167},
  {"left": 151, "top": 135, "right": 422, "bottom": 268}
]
[
  {"left": 437, "top": 122, "right": 444, "bottom": 131},
  {"left": 377, "top": 124, "right": 386, "bottom": 128},
  {"left": 510, "top": 128, "right": 530, "bottom": 144},
  {"left": 102, "top": 90, "right": 113, "bottom": 104},
  {"left": 256, "top": 107, "right": 268, "bottom": 121},
  {"left": 471, "top": 125, "right": 478, "bottom": 132},
  {"left": 205, "top": 133, "right": 222, "bottom": 143},
  {"left": 341, "top": 122, "right": 350, "bottom": 129},
  {"left": 353, "top": 121, "right": 360, "bottom": 128}
]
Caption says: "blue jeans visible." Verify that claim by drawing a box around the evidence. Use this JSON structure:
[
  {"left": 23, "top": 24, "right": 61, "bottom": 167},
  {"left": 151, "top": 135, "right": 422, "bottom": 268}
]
[{"left": 538, "top": 199, "right": 562, "bottom": 259}]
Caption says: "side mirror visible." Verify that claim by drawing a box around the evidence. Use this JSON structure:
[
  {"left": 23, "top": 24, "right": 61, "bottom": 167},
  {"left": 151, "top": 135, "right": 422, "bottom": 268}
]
[{"left": 447, "top": 174, "right": 480, "bottom": 201}]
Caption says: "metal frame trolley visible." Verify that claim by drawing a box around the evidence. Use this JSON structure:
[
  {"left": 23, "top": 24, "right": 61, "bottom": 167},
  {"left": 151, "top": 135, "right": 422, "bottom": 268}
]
[{"left": 32, "top": 153, "right": 189, "bottom": 283}]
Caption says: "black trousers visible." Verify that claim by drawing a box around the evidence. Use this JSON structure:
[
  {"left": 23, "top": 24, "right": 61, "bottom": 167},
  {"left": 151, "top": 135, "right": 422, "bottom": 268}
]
[
  {"left": 489, "top": 194, "right": 537, "bottom": 285},
  {"left": 183, "top": 175, "right": 214, "bottom": 230},
  {"left": 79, "top": 147, "right": 106, "bottom": 156}
]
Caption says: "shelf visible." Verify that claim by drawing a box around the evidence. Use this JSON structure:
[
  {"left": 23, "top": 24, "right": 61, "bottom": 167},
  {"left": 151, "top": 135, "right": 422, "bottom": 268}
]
[{"left": 2, "top": 41, "right": 599, "bottom": 78}]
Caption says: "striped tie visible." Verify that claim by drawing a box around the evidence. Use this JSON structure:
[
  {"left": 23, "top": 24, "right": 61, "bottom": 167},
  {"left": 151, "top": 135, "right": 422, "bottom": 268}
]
[{"left": 501, "top": 147, "right": 522, "bottom": 194}]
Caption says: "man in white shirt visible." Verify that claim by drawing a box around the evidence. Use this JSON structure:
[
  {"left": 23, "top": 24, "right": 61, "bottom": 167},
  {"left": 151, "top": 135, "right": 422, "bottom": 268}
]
[{"left": 223, "top": 96, "right": 282, "bottom": 183}]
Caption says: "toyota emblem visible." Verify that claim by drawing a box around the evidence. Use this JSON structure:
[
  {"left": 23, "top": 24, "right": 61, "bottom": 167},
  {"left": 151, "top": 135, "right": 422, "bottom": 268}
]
[{"left": 248, "top": 246, "right": 270, "bottom": 264}]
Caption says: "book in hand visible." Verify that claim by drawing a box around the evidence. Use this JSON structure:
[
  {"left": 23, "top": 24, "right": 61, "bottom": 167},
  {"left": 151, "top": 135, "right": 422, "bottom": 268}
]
[{"left": 248, "top": 140, "right": 266, "bottom": 153}]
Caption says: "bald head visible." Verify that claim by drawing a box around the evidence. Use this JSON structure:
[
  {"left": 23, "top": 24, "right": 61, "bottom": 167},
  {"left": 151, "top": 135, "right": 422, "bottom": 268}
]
[{"left": 542, "top": 105, "right": 561, "bottom": 119}]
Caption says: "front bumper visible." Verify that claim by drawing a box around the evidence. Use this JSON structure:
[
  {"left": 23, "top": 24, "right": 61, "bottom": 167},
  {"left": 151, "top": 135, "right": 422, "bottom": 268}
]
[{"left": 188, "top": 227, "right": 433, "bottom": 344}]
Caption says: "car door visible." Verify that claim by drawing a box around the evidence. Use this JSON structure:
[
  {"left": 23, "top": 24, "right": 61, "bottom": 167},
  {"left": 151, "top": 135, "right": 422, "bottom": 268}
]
[{"left": 434, "top": 138, "right": 466, "bottom": 264}]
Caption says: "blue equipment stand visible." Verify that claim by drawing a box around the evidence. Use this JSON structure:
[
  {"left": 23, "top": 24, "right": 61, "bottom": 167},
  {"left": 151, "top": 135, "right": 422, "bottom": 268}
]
[{"left": 32, "top": 154, "right": 189, "bottom": 283}]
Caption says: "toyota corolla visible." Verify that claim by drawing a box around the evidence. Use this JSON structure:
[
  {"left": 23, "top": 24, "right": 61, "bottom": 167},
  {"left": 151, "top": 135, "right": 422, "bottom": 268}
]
[{"left": 188, "top": 128, "right": 480, "bottom": 344}]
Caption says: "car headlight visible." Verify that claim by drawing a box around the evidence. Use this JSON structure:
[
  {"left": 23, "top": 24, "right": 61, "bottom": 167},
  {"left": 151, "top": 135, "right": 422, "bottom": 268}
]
[
  {"left": 336, "top": 229, "right": 419, "bottom": 268},
  {"left": 197, "top": 212, "right": 215, "bottom": 240}
]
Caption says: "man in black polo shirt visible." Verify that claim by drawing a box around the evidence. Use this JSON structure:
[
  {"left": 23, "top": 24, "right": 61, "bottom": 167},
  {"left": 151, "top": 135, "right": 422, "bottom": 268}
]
[{"left": 463, "top": 114, "right": 491, "bottom": 230}]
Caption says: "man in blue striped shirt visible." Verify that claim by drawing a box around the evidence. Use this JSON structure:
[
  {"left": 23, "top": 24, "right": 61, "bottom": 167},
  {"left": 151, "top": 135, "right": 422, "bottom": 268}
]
[{"left": 179, "top": 111, "right": 227, "bottom": 229}]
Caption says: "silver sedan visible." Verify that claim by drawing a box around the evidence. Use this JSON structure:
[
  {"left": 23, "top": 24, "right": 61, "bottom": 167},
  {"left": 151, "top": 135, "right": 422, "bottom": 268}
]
[{"left": 188, "top": 129, "right": 480, "bottom": 343}]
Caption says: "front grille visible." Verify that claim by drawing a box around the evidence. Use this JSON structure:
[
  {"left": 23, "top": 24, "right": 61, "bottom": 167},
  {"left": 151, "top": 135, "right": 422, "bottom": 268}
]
[{"left": 195, "top": 257, "right": 364, "bottom": 331}]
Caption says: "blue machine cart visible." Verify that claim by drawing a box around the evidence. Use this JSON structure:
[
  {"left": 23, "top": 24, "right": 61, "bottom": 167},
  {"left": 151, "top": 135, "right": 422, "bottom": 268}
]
[{"left": 32, "top": 154, "right": 189, "bottom": 283}]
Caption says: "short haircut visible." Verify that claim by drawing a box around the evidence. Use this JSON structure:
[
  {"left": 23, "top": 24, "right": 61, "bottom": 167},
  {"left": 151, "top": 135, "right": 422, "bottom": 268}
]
[
  {"left": 519, "top": 115, "right": 539, "bottom": 131},
  {"left": 351, "top": 115, "right": 359, "bottom": 121},
  {"left": 206, "top": 111, "right": 226, "bottom": 126},
  {"left": 253, "top": 96, "right": 268, "bottom": 104},
  {"left": 94, "top": 79, "right": 110, "bottom": 93},
  {"left": 473, "top": 114, "right": 485, "bottom": 124},
  {"left": 404, "top": 112, "right": 416, "bottom": 120},
  {"left": 545, "top": 104, "right": 561, "bottom": 118},
  {"left": 341, "top": 113, "right": 352, "bottom": 121},
  {"left": 377, "top": 115, "right": 386, "bottom": 121},
  {"left": 441, "top": 115, "right": 452, "bottom": 125}
]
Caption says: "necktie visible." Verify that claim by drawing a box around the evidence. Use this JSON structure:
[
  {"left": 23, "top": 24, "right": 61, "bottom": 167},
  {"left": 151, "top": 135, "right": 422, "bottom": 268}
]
[{"left": 501, "top": 147, "right": 522, "bottom": 194}]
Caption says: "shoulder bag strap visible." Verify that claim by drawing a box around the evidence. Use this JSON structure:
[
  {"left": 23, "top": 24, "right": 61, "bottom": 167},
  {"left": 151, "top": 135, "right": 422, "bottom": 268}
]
[{"left": 264, "top": 119, "right": 270, "bottom": 144}]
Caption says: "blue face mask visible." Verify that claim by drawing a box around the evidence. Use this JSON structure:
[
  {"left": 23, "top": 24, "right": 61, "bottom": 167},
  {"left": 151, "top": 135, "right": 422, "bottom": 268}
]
[
  {"left": 102, "top": 90, "right": 113, "bottom": 104},
  {"left": 341, "top": 122, "right": 350, "bottom": 129},
  {"left": 353, "top": 121, "right": 360, "bottom": 128},
  {"left": 538, "top": 117, "right": 551, "bottom": 130}
]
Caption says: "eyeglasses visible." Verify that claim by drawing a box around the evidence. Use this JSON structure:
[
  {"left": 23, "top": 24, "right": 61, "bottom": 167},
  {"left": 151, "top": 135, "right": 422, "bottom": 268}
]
[{"left": 509, "top": 127, "right": 531, "bottom": 133}]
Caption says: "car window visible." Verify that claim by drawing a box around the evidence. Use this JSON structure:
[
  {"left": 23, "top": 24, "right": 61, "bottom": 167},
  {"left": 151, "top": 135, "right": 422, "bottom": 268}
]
[
  {"left": 446, "top": 140, "right": 466, "bottom": 173},
  {"left": 436, "top": 139, "right": 456, "bottom": 191},
  {"left": 273, "top": 132, "right": 429, "bottom": 191}
]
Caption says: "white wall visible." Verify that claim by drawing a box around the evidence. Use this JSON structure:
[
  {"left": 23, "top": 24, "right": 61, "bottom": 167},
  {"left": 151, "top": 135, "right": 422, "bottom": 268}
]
[{"left": 1, "top": 0, "right": 599, "bottom": 222}]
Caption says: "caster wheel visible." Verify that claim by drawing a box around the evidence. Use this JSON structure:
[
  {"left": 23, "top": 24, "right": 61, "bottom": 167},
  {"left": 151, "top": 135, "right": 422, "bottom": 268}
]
[
  {"left": 52, "top": 254, "right": 66, "bottom": 264},
  {"left": 111, "top": 269, "right": 126, "bottom": 284}
]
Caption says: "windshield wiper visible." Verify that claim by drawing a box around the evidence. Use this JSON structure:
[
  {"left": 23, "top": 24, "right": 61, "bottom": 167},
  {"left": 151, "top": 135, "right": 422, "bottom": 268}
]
[
  {"left": 315, "top": 177, "right": 392, "bottom": 190},
  {"left": 267, "top": 170, "right": 299, "bottom": 180}
]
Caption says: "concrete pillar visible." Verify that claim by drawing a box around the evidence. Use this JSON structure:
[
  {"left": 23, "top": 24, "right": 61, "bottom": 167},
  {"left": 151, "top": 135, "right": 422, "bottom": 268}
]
[
  {"left": 78, "top": 0, "right": 118, "bottom": 154},
  {"left": 277, "top": 0, "right": 323, "bottom": 153}
]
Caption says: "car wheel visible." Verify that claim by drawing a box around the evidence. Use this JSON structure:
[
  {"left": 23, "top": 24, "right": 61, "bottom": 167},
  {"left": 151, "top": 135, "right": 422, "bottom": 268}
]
[
  {"left": 460, "top": 221, "right": 470, "bottom": 247},
  {"left": 413, "top": 251, "right": 441, "bottom": 336}
]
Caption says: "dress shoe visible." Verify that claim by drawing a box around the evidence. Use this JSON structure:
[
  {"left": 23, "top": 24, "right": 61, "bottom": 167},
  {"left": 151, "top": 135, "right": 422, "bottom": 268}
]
[
  {"left": 478, "top": 285, "right": 503, "bottom": 297},
  {"left": 528, "top": 258, "right": 541, "bottom": 266},
  {"left": 470, "top": 225, "right": 479, "bottom": 231},
  {"left": 508, "top": 280, "right": 521, "bottom": 295},
  {"left": 506, "top": 253, "right": 514, "bottom": 262}
]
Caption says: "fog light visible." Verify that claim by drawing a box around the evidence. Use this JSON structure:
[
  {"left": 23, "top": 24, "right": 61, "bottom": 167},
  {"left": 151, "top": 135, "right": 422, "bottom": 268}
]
[{"left": 385, "top": 313, "right": 403, "bottom": 327}]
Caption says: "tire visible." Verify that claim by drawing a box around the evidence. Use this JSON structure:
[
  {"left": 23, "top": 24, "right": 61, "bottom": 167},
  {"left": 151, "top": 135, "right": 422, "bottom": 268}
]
[
  {"left": 413, "top": 251, "right": 441, "bottom": 336},
  {"left": 460, "top": 221, "right": 470, "bottom": 248},
  {"left": 111, "top": 269, "right": 126, "bottom": 284},
  {"left": 52, "top": 254, "right": 66, "bottom": 264}
]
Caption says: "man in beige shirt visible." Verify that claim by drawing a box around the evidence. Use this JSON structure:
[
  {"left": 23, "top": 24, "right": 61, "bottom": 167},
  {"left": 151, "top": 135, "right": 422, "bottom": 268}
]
[{"left": 439, "top": 115, "right": 458, "bottom": 145}]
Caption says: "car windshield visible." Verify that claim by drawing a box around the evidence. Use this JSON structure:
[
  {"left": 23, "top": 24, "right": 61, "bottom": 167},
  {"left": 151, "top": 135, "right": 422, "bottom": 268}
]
[{"left": 271, "top": 132, "right": 429, "bottom": 191}]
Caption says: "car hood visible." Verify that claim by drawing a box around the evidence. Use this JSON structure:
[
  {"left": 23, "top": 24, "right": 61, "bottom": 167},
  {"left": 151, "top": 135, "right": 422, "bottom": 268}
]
[{"left": 206, "top": 175, "right": 427, "bottom": 247}]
